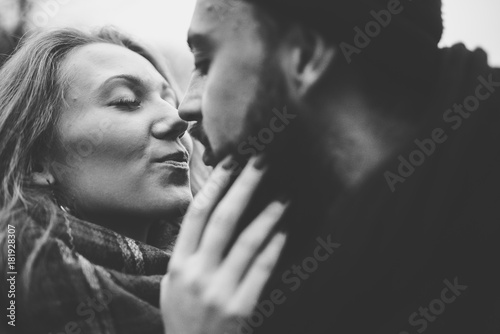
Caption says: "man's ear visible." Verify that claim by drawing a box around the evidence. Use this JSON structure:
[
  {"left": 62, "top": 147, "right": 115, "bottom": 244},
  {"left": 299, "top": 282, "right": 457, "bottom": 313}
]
[
  {"left": 30, "top": 161, "right": 56, "bottom": 187},
  {"left": 280, "top": 26, "right": 337, "bottom": 99}
]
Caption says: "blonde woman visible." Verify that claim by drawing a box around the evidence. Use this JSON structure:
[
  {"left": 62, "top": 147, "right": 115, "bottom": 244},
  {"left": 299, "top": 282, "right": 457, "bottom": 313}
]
[{"left": 0, "top": 28, "right": 287, "bottom": 334}]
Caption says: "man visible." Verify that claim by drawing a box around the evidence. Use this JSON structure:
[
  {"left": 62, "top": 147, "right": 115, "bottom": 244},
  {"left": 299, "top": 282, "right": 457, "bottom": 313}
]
[{"left": 179, "top": 0, "right": 500, "bottom": 333}]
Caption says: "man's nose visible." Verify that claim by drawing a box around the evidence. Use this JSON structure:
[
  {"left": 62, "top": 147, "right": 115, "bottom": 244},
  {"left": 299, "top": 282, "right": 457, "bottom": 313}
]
[{"left": 178, "top": 76, "right": 203, "bottom": 122}]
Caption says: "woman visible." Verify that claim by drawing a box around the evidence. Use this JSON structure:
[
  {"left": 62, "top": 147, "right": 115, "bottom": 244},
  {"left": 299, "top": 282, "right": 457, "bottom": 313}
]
[{"left": 0, "top": 28, "right": 287, "bottom": 334}]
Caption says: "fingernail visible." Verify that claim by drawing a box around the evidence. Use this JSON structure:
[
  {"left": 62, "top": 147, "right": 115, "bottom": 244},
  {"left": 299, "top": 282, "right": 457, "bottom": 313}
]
[
  {"left": 253, "top": 154, "right": 267, "bottom": 170},
  {"left": 275, "top": 194, "right": 290, "bottom": 205},
  {"left": 275, "top": 231, "right": 288, "bottom": 245},
  {"left": 278, "top": 231, "right": 287, "bottom": 239},
  {"left": 221, "top": 155, "right": 235, "bottom": 170}
]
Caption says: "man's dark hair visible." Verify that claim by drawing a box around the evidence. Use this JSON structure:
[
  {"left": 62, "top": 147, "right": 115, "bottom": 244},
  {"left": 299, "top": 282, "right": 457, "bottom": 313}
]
[
  {"left": 244, "top": 0, "right": 443, "bottom": 44},
  {"left": 242, "top": 0, "right": 444, "bottom": 93}
]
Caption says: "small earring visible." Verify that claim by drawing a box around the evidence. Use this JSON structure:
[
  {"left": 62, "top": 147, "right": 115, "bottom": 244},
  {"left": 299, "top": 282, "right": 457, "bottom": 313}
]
[
  {"left": 60, "top": 205, "right": 70, "bottom": 214},
  {"left": 47, "top": 180, "right": 71, "bottom": 214}
]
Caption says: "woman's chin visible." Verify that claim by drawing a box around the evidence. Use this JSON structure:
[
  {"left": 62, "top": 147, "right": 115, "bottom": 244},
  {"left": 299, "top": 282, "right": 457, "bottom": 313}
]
[{"left": 147, "top": 192, "right": 193, "bottom": 219}]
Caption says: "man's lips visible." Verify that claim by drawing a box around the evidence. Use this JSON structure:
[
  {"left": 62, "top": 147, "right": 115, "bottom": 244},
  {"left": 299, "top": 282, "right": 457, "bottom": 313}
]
[
  {"left": 202, "top": 147, "right": 217, "bottom": 167},
  {"left": 189, "top": 122, "right": 211, "bottom": 148},
  {"left": 189, "top": 122, "right": 217, "bottom": 166}
]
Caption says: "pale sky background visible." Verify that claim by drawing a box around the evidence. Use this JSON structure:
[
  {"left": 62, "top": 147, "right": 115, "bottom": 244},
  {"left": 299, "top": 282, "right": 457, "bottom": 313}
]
[{"left": 5, "top": 0, "right": 499, "bottom": 89}]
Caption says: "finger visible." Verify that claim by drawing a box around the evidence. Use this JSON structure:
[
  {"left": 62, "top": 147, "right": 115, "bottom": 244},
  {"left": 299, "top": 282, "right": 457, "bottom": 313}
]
[
  {"left": 198, "top": 154, "right": 268, "bottom": 262},
  {"left": 217, "top": 200, "right": 289, "bottom": 287},
  {"left": 159, "top": 273, "right": 170, "bottom": 310},
  {"left": 228, "top": 231, "right": 287, "bottom": 315},
  {"left": 171, "top": 155, "right": 236, "bottom": 264}
]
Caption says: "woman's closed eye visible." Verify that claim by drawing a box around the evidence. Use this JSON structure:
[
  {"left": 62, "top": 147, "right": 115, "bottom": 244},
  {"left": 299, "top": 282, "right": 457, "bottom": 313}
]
[{"left": 110, "top": 98, "right": 141, "bottom": 111}]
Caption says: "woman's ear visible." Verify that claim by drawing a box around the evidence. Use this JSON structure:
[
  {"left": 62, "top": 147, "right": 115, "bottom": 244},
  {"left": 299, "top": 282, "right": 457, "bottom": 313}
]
[
  {"left": 280, "top": 26, "right": 337, "bottom": 100},
  {"left": 31, "top": 161, "right": 56, "bottom": 187}
]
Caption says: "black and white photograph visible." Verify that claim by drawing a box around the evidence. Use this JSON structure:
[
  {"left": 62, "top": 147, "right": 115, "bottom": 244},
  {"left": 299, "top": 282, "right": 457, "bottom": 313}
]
[{"left": 1, "top": 0, "right": 500, "bottom": 333}]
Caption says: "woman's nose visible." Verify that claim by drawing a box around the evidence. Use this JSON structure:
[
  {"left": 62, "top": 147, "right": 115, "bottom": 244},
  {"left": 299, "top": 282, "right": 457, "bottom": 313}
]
[{"left": 152, "top": 110, "right": 189, "bottom": 140}]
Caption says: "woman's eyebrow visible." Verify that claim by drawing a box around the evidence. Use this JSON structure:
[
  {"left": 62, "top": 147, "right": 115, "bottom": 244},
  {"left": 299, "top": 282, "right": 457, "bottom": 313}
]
[
  {"left": 97, "top": 74, "right": 146, "bottom": 94},
  {"left": 98, "top": 74, "right": 172, "bottom": 96}
]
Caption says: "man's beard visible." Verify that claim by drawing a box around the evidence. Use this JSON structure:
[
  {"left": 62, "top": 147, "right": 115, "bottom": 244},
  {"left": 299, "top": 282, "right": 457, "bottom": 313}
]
[{"left": 189, "top": 57, "right": 345, "bottom": 252}]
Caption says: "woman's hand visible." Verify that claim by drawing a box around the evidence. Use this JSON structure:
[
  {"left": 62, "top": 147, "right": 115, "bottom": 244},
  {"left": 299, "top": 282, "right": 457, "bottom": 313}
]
[{"left": 160, "top": 155, "right": 288, "bottom": 334}]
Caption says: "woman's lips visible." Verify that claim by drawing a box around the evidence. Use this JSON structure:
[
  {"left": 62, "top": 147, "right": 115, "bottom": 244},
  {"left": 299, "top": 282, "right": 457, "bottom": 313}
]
[
  {"left": 161, "top": 160, "right": 189, "bottom": 169},
  {"left": 155, "top": 151, "right": 190, "bottom": 169}
]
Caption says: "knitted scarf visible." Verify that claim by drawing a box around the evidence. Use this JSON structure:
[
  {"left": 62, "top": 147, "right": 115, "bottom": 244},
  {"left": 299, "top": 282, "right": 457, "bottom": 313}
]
[{"left": 4, "top": 210, "right": 178, "bottom": 334}]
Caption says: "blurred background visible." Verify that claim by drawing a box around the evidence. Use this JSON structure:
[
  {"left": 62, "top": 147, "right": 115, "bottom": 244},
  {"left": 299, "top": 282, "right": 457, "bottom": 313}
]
[{"left": 1, "top": 0, "right": 500, "bottom": 93}]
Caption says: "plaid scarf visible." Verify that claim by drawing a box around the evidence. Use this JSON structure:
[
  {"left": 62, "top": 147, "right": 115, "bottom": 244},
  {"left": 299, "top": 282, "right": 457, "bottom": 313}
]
[{"left": 10, "top": 210, "right": 178, "bottom": 334}]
